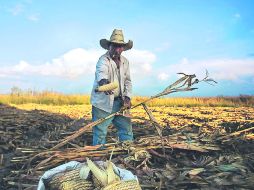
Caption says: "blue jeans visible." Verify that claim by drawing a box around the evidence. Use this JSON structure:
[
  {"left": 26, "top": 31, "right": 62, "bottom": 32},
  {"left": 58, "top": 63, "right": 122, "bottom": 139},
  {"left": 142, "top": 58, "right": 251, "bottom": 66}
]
[{"left": 92, "top": 99, "right": 133, "bottom": 145}]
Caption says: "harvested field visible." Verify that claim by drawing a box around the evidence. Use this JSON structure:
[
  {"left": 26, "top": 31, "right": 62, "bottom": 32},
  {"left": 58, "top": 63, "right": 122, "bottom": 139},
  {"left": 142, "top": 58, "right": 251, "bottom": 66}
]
[{"left": 1, "top": 103, "right": 254, "bottom": 189}]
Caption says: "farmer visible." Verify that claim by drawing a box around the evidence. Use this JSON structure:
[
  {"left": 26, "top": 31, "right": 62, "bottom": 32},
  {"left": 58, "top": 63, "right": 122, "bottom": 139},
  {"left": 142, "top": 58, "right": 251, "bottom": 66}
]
[{"left": 90, "top": 29, "right": 134, "bottom": 145}]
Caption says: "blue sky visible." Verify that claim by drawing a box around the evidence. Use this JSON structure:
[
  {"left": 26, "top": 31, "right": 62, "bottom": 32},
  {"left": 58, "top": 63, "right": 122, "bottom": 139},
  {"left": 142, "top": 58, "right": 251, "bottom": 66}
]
[{"left": 0, "top": 0, "right": 254, "bottom": 96}]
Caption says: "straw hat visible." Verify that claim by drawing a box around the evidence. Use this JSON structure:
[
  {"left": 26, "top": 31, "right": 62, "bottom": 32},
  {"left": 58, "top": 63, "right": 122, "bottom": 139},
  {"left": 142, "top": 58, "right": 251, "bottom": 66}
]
[{"left": 100, "top": 29, "right": 133, "bottom": 51}]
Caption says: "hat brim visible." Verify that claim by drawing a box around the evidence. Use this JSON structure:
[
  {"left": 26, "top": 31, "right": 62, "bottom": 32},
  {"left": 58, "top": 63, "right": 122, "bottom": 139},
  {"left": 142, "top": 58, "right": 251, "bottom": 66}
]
[{"left": 100, "top": 39, "right": 133, "bottom": 51}]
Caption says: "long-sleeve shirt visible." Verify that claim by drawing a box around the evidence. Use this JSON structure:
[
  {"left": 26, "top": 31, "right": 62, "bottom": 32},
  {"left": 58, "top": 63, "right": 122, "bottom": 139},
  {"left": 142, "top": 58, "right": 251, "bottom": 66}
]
[{"left": 90, "top": 51, "right": 132, "bottom": 113}]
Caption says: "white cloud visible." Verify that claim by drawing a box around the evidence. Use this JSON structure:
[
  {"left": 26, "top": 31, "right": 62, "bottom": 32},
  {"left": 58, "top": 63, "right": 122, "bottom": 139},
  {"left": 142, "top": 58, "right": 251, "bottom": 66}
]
[
  {"left": 9, "top": 4, "right": 24, "bottom": 15},
  {"left": 2, "top": 48, "right": 253, "bottom": 84},
  {"left": 27, "top": 13, "right": 39, "bottom": 21},
  {"left": 158, "top": 73, "right": 169, "bottom": 81},
  {"left": 0, "top": 49, "right": 102, "bottom": 79},
  {"left": 124, "top": 49, "right": 156, "bottom": 75},
  {"left": 0, "top": 48, "right": 156, "bottom": 80},
  {"left": 14, "top": 60, "right": 30, "bottom": 72},
  {"left": 162, "top": 58, "right": 254, "bottom": 81},
  {"left": 0, "top": 74, "right": 7, "bottom": 78},
  {"left": 7, "top": 2, "right": 40, "bottom": 22}
]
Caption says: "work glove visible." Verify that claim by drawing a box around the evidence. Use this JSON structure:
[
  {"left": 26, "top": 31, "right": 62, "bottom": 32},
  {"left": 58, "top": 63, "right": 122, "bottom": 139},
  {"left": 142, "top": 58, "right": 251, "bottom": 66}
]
[
  {"left": 98, "top": 79, "right": 114, "bottom": 95},
  {"left": 123, "top": 96, "right": 131, "bottom": 109}
]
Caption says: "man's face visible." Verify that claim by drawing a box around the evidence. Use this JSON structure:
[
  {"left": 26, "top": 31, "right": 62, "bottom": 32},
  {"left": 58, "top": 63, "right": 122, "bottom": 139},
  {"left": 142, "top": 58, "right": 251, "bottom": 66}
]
[{"left": 109, "top": 43, "right": 124, "bottom": 59}]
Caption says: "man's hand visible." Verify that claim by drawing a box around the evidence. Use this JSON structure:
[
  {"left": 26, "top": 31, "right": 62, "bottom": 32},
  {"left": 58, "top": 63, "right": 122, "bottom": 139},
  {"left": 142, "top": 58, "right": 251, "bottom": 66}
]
[
  {"left": 123, "top": 96, "right": 131, "bottom": 109},
  {"left": 98, "top": 79, "right": 113, "bottom": 95}
]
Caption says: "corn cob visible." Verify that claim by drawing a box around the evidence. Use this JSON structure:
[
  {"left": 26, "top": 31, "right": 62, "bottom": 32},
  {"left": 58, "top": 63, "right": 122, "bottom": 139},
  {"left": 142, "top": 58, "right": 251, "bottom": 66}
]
[
  {"left": 86, "top": 158, "right": 141, "bottom": 190},
  {"left": 96, "top": 82, "right": 118, "bottom": 92},
  {"left": 103, "top": 180, "right": 142, "bottom": 190},
  {"left": 48, "top": 159, "right": 141, "bottom": 190},
  {"left": 60, "top": 179, "right": 94, "bottom": 190},
  {"left": 48, "top": 168, "right": 94, "bottom": 190}
]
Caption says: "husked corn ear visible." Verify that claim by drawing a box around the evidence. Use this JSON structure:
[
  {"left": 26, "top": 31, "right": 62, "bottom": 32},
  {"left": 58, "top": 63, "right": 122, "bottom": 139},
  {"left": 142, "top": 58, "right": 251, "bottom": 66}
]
[
  {"left": 60, "top": 179, "right": 94, "bottom": 190},
  {"left": 48, "top": 168, "right": 94, "bottom": 190},
  {"left": 103, "top": 180, "right": 142, "bottom": 190},
  {"left": 96, "top": 82, "right": 118, "bottom": 92}
]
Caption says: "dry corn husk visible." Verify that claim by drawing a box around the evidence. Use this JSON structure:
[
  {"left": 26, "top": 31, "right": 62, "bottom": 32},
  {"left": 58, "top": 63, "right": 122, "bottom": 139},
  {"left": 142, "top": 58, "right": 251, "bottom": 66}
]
[
  {"left": 86, "top": 158, "right": 141, "bottom": 190},
  {"left": 48, "top": 159, "right": 141, "bottom": 190}
]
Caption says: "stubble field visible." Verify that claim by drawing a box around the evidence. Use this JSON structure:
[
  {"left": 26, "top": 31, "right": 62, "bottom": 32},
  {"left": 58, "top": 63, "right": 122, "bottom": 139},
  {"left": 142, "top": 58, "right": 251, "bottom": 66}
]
[
  {"left": 13, "top": 103, "right": 254, "bottom": 137},
  {"left": 1, "top": 102, "right": 254, "bottom": 189}
]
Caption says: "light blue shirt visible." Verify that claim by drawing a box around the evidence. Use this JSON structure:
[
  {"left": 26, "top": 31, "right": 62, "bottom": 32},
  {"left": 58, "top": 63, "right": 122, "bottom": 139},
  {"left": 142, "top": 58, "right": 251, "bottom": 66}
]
[{"left": 90, "top": 52, "right": 132, "bottom": 113}]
